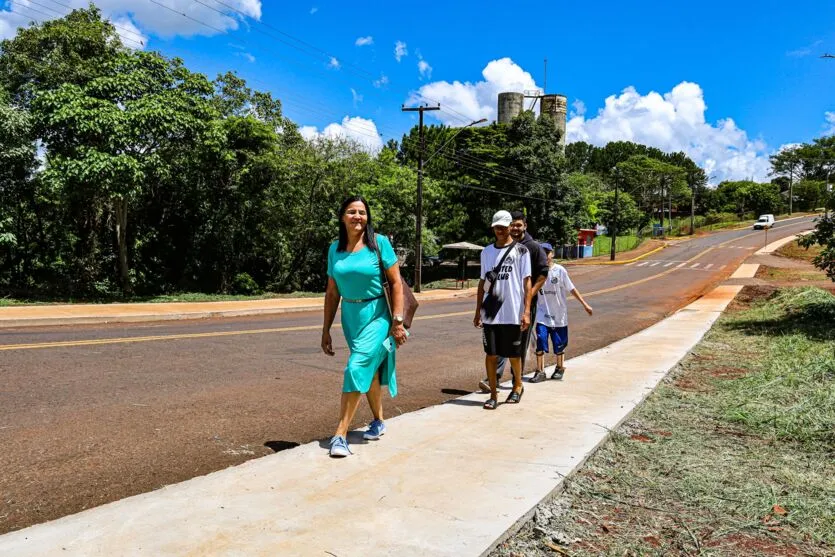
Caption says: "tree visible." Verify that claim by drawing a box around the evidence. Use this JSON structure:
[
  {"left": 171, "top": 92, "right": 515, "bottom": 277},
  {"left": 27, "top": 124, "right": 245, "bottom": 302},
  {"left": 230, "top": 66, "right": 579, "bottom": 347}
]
[
  {"left": 798, "top": 215, "right": 835, "bottom": 281},
  {"left": 0, "top": 6, "right": 124, "bottom": 107},
  {"left": 596, "top": 190, "right": 643, "bottom": 232},
  {"left": 0, "top": 93, "right": 36, "bottom": 277},
  {"left": 34, "top": 50, "right": 216, "bottom": 293},
  {"left": 714, "top": 181, "right": 781, "bottom": 217},
  {"left": 615, "top": 155, "right": 687, "bottom": 227}
]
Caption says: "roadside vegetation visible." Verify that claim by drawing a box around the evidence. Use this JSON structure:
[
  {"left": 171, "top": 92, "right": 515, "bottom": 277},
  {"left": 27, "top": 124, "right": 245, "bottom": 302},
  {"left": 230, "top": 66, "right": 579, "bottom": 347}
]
[
  {"left": 0, "top": 291, "right": 323, "bottom": 307},
  {"left": 2, "top": 5, "right": 827, "bottom": 303},
  {"left": 493, "top": 287, "right": 835, "bottom": 556}
]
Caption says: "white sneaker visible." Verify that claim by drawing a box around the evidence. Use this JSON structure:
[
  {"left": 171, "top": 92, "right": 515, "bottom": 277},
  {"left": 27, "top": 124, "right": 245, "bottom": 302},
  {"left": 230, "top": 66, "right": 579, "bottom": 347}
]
[{"left": 329, "top": 435, "right": 351, "bottom": 457}]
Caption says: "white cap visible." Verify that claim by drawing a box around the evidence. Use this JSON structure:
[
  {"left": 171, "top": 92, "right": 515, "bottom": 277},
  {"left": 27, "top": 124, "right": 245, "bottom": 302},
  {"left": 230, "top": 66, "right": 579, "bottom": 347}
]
[{"left": 491, "top": 210, "right": 512, "bottom": 228}]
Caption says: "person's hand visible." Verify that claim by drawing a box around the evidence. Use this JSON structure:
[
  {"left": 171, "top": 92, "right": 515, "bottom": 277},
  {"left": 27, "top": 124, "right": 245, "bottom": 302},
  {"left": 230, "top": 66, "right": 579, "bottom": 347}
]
[
  {"left": 584, "top": 304, "right": 593, "bottom": 316},
  {"left": 473, "top": 312, "right": 482, "bottom": 328},
  {"left": 521, "top": 312, "right": 530, "bottom": 331},
  {"left": 391, "top": 323, "right": 408, "bottom": 347},
  {"left": 321, "top": 330, "right": 334, "bottom": 356}
]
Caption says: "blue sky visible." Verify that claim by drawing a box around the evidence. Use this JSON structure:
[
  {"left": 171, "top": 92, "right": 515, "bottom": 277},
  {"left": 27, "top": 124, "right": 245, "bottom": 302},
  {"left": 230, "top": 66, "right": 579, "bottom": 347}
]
[{"left": 2, "top": 0, "right": 834, "bottom": 181}]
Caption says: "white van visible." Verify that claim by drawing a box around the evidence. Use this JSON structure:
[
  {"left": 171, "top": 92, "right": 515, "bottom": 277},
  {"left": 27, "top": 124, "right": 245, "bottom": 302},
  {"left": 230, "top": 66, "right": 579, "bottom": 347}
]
[{"left": 752, "top": 214, "right": 775, "bottom": 230}]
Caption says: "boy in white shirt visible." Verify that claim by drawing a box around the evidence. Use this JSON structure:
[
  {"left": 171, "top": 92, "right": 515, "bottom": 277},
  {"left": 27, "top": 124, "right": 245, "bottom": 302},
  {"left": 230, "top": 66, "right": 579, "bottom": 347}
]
[
  {"left": 532, "top": 243, "right": 593, "bottom": 381},
  {"left": 473, "top": 210, "right": 533, "bottom": 409}
]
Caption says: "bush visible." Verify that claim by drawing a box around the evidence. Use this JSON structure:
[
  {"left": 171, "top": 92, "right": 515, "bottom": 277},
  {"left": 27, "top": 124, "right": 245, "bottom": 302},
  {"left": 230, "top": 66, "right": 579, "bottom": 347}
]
[
  {"left": 704, "top": 211, "right": 740, "bottom": 225},
  {"left": 231, "top": 272, "right": 260, "bottom": 295}
]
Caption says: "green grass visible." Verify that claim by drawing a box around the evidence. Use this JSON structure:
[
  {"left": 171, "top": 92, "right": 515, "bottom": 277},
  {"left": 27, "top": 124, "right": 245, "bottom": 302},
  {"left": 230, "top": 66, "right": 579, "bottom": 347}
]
[
  {"left": 493, "top": 287, "right": 835, "bottom": 556},
  {"left": 592, "top": 234, "right": 644, "bottom": 257},
  {"left": 0, "top": 291, "right": 323, "bottom": 306}
]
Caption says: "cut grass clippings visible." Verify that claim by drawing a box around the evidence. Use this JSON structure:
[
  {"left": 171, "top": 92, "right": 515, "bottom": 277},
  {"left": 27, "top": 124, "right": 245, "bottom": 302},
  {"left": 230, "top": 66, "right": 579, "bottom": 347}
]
[
  {"left": 776, "top": 240, "right": 823, "bottom": 264},
  {"left": 757, "top": 266, "right": 829, "bottom": 283},
  {"left": 492, "top": 287, "right": 835, "bottom": 556}
]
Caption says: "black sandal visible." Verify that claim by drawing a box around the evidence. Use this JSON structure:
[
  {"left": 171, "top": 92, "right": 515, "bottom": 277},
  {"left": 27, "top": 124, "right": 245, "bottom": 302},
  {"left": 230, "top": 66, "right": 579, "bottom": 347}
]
[
  {"left": 506, "top": 387, "right": 524, "bottom": 404},
  {"left": 483, "top": 398, "right": 498, "bottom": 410}
]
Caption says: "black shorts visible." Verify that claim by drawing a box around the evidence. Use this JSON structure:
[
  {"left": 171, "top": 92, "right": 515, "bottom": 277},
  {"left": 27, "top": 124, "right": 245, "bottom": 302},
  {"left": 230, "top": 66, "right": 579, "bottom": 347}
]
[{"left": 482, "top": 324, "right": 524, "bottom": 358}]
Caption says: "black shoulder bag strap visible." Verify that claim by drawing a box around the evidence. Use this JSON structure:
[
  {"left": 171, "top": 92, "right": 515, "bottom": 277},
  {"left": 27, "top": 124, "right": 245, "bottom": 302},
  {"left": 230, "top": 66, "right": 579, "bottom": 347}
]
[{"left": 487, "top": 240, "right": 517, "bottom": 295}]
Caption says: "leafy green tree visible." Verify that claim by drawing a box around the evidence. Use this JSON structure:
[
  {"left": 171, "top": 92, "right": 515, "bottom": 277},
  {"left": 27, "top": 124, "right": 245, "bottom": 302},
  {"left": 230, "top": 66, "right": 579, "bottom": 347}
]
[
  {"left": 714, "top": 181, "right": 781, "bottom": 217},
  {"left": 793, "top": 180, "right": 826, "bottom": 212},
  {"left": 615, "top": 155, "right": 687, "bottom": 227},
  {"left": 798, "top": 215, "right": 835, "bottom": 281},
  {"left": 596, "top": 190, "right": 643, "bottom": 232},
  {"left": 0, "top": 93, "right": 36, "bottom": 274},
  {"left": 0, "top": 6, "right": 123, "bottom": 107},
  {"left": 34, "top": 50, "right": 216, "bottom": 293}
]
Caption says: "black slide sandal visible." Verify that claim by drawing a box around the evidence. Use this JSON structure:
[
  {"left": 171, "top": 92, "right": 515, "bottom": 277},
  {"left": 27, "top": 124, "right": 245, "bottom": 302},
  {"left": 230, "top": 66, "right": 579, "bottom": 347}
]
[
  {"left": 506, "top": 387, "right": 524, "bottom": 404},
  {"left": 483, "top": 398, "right": 498, "bottom": 410}
]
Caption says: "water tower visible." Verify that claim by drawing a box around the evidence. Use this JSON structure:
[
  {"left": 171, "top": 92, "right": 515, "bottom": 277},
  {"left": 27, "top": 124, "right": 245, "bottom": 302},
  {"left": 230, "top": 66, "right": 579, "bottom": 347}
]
[
  {"left": 540, "top": 94, "right": 567, "bottom": 152},
  {"left": 497, "top": 92, "right": 524, "bottom": 124}
]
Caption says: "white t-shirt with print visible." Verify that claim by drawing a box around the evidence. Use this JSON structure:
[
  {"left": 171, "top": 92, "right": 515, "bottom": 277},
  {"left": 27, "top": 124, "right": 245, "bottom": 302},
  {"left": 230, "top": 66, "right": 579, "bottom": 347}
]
[
  {"left": 536, "top": 264, "right": 575, "bottom": 327},
  {"left": 480, "top": 242, "right": 531, "bottom": 325}
]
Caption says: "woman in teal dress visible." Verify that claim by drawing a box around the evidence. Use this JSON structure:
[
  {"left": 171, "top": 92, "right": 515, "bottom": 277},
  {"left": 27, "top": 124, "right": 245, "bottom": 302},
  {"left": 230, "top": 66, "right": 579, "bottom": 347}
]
[{"left": 321, "top": 196, "right": 407, "bottom": 457}]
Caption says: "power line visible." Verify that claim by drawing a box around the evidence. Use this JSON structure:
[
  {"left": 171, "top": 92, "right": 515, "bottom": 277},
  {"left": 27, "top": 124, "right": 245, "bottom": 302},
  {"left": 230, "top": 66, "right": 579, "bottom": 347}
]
[
  {"left": 5, "top": 0, "right": 560, "bottom": 182},
  {"left": 5, "top": 1, "right": 145, "bottom": 49},
  {"left": 38, "top": 0, "right": 147, "bottom": 43},
  {"left": 203, "top": 0, "right": 376, "bottom": 80}
]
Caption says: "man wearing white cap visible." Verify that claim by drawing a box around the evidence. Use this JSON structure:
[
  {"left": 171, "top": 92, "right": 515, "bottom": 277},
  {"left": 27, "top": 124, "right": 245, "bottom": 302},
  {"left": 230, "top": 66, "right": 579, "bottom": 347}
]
[{"left": 473, "top": 210, "right": 533, "bottom": 409}]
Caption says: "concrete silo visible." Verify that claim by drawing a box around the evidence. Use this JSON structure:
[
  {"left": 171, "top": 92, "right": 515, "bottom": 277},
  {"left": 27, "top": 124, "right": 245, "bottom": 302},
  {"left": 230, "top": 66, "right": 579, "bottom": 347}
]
[
  {"left": 540, "top": 94, "right": 567, "bottom": 152},
  {"left": 497, "top": 92, "right": 524, "bottom": 124}
]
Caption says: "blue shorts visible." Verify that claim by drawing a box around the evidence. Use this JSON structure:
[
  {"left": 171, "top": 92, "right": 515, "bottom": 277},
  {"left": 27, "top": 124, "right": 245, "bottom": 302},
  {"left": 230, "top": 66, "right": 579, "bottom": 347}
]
[{"left": 535, "top": 324, "right": 568, "bottom": 354}]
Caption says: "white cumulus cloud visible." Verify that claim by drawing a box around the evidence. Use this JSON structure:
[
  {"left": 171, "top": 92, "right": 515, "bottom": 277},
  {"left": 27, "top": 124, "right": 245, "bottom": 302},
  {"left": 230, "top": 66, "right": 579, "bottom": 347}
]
[
  {"left": 328, "top": 56, "right": 340, "bottom": 69},
  {"left": 0, "top": 0, "right": 262, "bottom": 43},
  {"left": 418, "top": 59, "right": 432, "bottom": 79},
  {"left": 110, "top": 16, "right": 147, "bottom": 49},
  {"left": 408, "top": 57, "right": 538, "bottom": 124},
  {"left": 566, "top": 81, "right": 776, "bottom": 182},
  {"left": 394, "top": 40, "right": 407, "bottom": 62},
  {"left": 299, "top": 116, "right": 383, "bottom": 152},
  {"left": 373, "top": 74, "right": 390, "bottom": 88},
  {"left": 350, "top": 88, "right": 363, "bottom": 106},
  {"left": 410, "top": 58, "right": 799, "bottom": 182},
  {"left": 355, "top": 35, "right": 373, "bottom": 46},
  {"left": 824, "top": 112, "right": 835, "bottom": 136}
]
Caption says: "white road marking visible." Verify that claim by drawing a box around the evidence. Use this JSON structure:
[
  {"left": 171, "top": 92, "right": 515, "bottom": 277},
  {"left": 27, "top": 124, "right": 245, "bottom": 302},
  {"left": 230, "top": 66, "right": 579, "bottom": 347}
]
[
  {"left": 637, "top": 262, "right": 649, "bottom": 267},
  {"left": 704, "top": 264, "right": 714, "bottom": 269},
  {"left": 624, "top": 262, "right": 636, "bottom": 266},
  {"left": 663, "top": 262, "right": 673, "bottom": 267},
  {"left": 649, "top": 262, "right": 660, "bottom": 267},
  {"left": 690, "top": 263, "right": 700, "bottom": 269},
  {"left": 676, "top": 262, "right": 687, "bottom": 268},
  {"left": 719, "top": 265, "right": 726, "bottom": 270}
]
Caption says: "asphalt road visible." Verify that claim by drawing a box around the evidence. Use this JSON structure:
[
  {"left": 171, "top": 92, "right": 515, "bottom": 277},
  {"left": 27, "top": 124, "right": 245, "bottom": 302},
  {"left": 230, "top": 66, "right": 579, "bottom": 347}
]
[{"left": 0, "top": 216, "right": 817, "bottom": 534}]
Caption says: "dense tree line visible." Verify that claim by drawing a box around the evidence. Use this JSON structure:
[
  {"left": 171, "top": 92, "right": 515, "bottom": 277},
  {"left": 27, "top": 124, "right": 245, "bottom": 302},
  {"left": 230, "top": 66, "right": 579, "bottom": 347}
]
[{"left": 4, "top": 6, "right": 819, "bottom": 298}]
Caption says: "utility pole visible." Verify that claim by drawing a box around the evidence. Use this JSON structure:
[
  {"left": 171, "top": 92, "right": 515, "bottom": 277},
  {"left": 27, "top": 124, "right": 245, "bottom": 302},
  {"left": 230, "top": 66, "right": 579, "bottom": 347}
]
[
  {"left": 610, "top": 168, "right": 619, "bottom": 261},
  {"left": 669, "top": 179, "right": 673, "bottom": 234},
  {"left": 659, "top": 175, "right": 665, "bottom": 232},
  {"left": 689, "top": 172, "right": 696, "bottom": 235},
  {"left": 789, "top": 160, "right": 795, "bottom": 215},
  {"left": 401, "top": 103, "right": 440, "bottom": 293}
]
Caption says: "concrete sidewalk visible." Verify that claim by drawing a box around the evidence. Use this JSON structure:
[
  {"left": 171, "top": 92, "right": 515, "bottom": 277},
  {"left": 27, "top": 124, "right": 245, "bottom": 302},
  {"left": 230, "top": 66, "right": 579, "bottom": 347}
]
[
  {"left": 0, "top": 288, "right": 477, "bottom": 329},
  {"left": 0, "top": 283, "right": 742, "bottom": 556}
]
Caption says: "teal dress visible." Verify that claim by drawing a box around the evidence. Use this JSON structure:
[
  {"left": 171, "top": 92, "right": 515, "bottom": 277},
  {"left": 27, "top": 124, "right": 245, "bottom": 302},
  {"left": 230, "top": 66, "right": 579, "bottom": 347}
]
[{"left": 327, "top": 235, "right": 399, "bottom": 396}]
